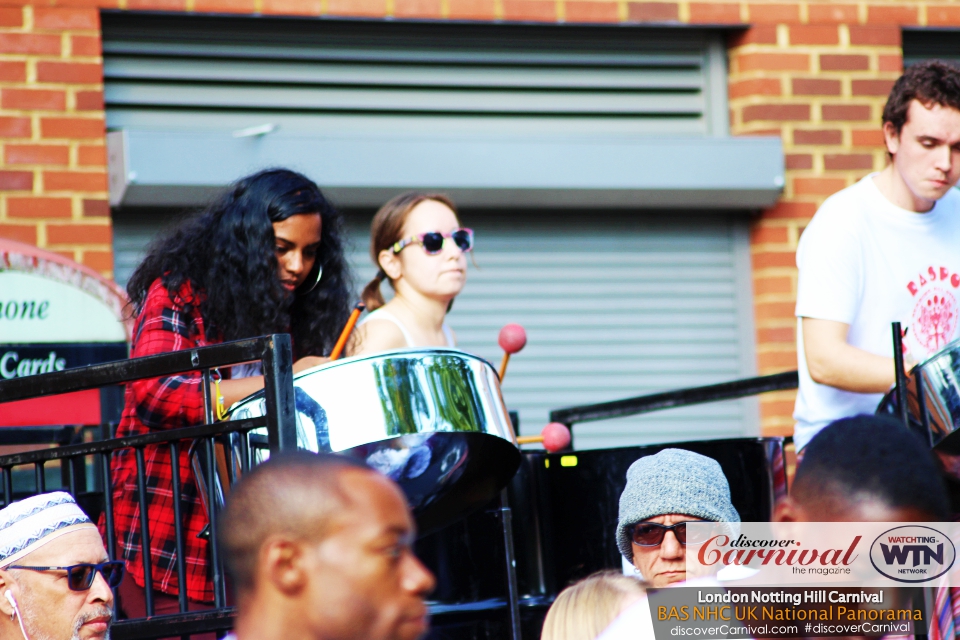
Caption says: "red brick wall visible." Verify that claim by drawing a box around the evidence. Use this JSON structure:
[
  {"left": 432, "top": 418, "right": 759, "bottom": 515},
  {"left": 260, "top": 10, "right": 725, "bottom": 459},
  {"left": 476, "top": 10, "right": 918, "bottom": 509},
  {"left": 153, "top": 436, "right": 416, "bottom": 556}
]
[
  {"left": 0, "top": 0, "right": 946, "bottom": 434},
  {"left": 0, "top": 7, "right": 109, "bottom": 273}
]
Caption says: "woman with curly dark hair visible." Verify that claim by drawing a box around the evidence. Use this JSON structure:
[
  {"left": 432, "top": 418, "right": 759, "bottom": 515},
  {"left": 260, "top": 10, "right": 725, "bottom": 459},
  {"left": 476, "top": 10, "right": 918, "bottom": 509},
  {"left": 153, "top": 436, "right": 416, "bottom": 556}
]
[{"left": 107, "top": 168, "right": 353, "bottom": 617}]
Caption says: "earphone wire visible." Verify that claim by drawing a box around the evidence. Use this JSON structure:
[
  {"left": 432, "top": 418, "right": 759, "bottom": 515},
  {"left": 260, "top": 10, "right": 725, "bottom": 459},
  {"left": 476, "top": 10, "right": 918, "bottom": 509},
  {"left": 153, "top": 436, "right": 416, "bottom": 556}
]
[{"left": 7, "top": 593, "right": 30, "bottom": 640}]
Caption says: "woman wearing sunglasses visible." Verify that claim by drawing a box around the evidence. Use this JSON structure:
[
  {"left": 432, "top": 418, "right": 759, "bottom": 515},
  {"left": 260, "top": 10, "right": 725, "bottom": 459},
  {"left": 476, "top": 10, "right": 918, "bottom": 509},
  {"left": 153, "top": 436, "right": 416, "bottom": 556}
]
[{"left": 350, "top": 192, "right": 471, "bottom": 355}]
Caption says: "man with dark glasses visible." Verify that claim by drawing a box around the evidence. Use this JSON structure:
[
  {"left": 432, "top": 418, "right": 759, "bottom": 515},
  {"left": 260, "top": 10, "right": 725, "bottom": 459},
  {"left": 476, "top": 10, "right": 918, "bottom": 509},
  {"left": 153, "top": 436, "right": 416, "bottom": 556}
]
[
  {"left": 0, "top": 492, "right": 120, "bottom": 640},
  {"left": 616, "top": 449, "right": 740, "bottom": 588}
]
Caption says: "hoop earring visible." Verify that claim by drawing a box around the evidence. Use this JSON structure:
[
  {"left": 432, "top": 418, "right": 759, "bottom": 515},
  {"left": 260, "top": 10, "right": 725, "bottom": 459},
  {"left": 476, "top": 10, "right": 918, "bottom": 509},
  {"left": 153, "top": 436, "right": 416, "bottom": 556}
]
[{"left": 305, "top": 266, "right": 323, "bottom": 293}]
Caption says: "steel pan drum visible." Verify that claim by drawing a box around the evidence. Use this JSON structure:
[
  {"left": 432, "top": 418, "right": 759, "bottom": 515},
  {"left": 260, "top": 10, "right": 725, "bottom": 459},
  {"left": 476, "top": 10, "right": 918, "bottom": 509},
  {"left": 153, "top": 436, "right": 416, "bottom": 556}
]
[
  {"left": 227, "top": 348, "right": 522, "bottom": 532},
  {"left": 877, "top": 338, "right": 960, "bottom": 450}
]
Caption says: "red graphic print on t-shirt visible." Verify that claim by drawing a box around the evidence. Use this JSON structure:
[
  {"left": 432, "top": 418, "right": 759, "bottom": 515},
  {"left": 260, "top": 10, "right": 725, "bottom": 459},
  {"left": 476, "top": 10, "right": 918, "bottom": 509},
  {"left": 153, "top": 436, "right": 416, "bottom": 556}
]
[{"left": 907, "top": 266, "right": 960, "bottom": 354}]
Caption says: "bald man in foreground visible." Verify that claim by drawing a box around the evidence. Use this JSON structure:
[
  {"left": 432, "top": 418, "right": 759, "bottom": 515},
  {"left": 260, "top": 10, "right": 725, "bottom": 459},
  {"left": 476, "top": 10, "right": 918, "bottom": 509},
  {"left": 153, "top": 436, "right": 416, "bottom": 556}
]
[{"left": 219, "top": 452, "right": 435, "bottom": 640}]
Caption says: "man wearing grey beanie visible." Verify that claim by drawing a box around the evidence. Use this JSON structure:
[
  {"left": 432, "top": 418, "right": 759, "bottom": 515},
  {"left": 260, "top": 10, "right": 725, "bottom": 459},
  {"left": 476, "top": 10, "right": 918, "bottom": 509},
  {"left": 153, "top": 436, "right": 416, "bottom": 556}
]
[{"left": 616, "top": 448, "right": 740, "bottom": 588}]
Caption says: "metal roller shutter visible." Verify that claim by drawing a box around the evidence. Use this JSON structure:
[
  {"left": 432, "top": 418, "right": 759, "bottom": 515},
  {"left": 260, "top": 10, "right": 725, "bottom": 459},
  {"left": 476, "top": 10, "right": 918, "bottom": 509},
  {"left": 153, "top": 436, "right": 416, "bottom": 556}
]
[{"left": 102, "top": 13, "right": 728, "bottom": 139}]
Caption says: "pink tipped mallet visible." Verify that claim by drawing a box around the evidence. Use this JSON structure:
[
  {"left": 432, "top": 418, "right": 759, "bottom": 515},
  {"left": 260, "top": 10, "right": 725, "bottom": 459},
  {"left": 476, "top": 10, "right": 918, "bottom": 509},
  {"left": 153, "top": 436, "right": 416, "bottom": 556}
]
[
  {"left": 516, "top": 422, "right": 572, "bottom": 453},
  {"left": 498, "top": 323, "right": 527, "bottom": 381}
]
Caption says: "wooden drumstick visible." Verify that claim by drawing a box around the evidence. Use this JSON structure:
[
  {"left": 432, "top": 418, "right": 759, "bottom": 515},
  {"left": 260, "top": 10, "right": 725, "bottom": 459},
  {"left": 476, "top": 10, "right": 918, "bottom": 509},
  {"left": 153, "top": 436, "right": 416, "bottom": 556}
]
[
  {"left": 329, "top": 302, "right": 365, "bottom": 361},
  {"left": 498, "top": 323, "right": 527, "bottom": 380},
  {"left": 499, "top": 353, "right": 511, "bottom": 380}
]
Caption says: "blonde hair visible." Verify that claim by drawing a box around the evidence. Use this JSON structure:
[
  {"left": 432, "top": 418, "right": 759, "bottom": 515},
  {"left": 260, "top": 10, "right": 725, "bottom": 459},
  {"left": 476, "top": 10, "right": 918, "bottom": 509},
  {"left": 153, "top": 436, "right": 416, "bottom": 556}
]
[
  {"left": 540, "top": 571, "right": 646, "bottom": 640},
  {"left": 360, "top": 191, "right": 459, "bottom": 311}
]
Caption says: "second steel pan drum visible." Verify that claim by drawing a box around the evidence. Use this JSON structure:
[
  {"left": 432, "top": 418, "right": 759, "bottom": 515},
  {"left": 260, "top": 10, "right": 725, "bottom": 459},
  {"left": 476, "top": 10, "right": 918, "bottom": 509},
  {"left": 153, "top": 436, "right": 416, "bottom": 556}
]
[
  {"left": 877, "top": 338, "right": 960, "bottom": 450},
  {"left": 228, "top": 348, "right": 522, "bottom": 532}
]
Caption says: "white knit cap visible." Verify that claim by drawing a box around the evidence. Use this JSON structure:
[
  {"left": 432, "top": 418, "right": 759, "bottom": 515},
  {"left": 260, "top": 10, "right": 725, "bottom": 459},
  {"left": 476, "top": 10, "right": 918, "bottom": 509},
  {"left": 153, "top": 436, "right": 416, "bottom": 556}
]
[{"left": 0, "top": 492, "right": 96, "bottom": 568}]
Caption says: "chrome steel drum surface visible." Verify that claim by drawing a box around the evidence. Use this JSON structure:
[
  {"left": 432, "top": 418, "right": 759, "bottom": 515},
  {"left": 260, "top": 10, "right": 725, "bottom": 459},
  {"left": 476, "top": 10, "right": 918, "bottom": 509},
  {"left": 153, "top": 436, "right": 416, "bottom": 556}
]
[
  {"left": 877, "top": 337, "right": 960, "bottom": 450},
  {"left": 229, "top": 348, "right": 521, "bottom": 532}
]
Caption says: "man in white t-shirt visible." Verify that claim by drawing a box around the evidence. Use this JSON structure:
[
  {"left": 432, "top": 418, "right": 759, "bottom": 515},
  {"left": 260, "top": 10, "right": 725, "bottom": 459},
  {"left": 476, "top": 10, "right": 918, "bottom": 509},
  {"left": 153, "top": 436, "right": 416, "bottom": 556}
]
[{"left": 794, "top": 60, "right": 960, "bottom": 452}]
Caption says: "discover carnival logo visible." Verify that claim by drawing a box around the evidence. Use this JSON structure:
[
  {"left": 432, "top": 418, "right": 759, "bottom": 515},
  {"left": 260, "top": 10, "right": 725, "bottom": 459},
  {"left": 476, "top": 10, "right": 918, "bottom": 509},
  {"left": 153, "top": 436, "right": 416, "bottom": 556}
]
[
  {"left": 697, "top": 534, "right": 862, "bottom": 575},
  {"left": 869, "top": 526, "right": 956, "bottom": 583}
]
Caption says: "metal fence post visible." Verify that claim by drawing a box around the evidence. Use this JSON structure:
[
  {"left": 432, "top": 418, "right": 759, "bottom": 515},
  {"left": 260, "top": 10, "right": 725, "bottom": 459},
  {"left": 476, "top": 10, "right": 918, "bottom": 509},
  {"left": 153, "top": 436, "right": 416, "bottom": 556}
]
[
  {"left": 499, "top": 488, "right": 522, "bottom": 640},
  {"left": 261, "top": 334, "right": 297, "bottom": 453}
]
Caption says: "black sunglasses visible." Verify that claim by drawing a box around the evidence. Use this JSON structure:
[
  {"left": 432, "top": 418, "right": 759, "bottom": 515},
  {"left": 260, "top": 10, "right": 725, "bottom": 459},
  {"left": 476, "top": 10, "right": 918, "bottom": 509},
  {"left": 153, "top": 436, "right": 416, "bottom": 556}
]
[
  {"left": 7, "top": 561, "right": 125, "bottom": 591},
  {"left": 392, "top": 228, "right": 474, "bottom": 256},
  {"left": 629, "top": 521, "right": 708, "bottom": 547}
]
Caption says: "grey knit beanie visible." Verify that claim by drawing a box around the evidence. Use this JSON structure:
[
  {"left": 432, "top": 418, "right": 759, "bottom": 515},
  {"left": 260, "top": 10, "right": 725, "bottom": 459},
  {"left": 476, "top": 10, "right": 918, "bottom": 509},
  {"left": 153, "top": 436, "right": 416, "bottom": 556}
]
[{"left": 616, "top": 448, "right": 740, "bottom": 562}]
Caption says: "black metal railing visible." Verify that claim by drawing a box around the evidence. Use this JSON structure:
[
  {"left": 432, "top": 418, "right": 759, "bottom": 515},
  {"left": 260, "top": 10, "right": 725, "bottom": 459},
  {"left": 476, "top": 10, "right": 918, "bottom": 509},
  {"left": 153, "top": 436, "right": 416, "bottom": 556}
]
[
  {"left": 549, "top": 370, "right": 800, "bottom": 427},
  {"left": 0, "top": 334, "right": 297, "bottom": 640}
]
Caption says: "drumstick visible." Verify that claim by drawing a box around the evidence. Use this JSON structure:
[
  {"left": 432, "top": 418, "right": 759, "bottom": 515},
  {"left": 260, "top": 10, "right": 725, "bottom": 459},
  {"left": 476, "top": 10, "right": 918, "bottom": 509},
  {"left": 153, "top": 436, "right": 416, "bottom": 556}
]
[
  {"left": 517, "top": 423, "right": 571, "bottom": 452},
  {"left": 329, "top": 302, "right": 365, "bottom": 361},
  {"left": 498, "top": 323, "right": 527, "bottom": 380}
]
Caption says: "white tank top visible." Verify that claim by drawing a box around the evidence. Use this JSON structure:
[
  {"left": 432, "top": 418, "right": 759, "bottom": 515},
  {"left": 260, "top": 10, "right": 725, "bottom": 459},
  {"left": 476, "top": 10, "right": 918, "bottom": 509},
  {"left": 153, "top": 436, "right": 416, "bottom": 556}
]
[{"left": 358, "top": 309, "right": 455, "bottom": 348}]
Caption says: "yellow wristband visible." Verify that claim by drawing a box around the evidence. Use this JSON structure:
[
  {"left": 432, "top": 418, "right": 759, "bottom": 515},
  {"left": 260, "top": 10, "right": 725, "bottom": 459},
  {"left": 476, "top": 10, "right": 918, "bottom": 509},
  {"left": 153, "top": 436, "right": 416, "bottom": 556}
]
[{"left": 213, "top": 369, "right": 226, "bottom": 421}]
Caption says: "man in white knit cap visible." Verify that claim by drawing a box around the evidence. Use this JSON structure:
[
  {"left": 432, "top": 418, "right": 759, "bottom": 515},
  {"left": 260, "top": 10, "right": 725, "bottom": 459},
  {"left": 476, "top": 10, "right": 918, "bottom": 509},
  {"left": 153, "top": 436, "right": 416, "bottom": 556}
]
[
  {"left": 0, "top": 491, "right": 122, "bottom": 640},
  {"left": 616, "top": 448, "right": 740, "bottom": 588}
]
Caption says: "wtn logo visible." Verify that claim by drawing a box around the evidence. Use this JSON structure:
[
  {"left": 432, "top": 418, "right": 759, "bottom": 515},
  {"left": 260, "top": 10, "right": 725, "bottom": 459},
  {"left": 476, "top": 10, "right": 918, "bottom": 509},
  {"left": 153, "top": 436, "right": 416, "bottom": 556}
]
[
  {"left": 879, "top": 543, "right": 944, "bottom": 566},
  {"left": 870, "top": 526, "right": 955, "bottom": 583}
]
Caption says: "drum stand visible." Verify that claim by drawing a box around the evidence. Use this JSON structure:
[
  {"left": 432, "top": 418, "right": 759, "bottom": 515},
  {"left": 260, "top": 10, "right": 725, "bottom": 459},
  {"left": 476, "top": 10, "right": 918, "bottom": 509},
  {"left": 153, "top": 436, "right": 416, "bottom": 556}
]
[
  {"left": 499, "top": 487, "right": 523, "bottom": 640},
  {"left": 892, "top": 322, "right": 911, "bottom": 431},
  {"left": 892, "top": 322, "right": 931, "bottom": 640},
  {"left": 891, "top": 322, "right": 933, "bottom": 445}
]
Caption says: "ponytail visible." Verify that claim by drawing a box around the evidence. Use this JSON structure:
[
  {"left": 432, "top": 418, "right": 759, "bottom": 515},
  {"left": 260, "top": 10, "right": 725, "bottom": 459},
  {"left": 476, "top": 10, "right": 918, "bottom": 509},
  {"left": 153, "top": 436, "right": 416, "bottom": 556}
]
[{"left": 362, "top": 269, "right": 387, "bottom": 311}]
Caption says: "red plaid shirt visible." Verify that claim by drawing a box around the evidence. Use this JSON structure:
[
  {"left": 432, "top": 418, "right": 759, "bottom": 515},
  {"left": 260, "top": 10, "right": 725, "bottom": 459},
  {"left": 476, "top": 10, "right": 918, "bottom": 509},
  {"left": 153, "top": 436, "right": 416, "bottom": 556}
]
[{"left": 104, "top": 279, "right": 216, "bottom": 603}]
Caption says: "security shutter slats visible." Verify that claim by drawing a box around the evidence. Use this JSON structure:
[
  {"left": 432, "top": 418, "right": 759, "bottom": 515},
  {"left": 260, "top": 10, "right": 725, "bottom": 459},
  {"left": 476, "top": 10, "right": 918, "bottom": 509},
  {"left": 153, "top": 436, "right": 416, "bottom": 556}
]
[
  {"left": 454, "top": 310, "right": 737, "bottom": 323},
  {"left": 105, "top": 110, "right": 709, "bottom": 137},
  {"left": 506, "top": 363, "right": 741, "bottom": 376},
  {"left": 105, "top": 83, "right": 705, "bottom": 117},
  {"left": 104, "top": 58, "right": 705, "bottom": 91},
  {"left": 467, "top": 278, "right": 735, "bottom": 289},
  {"left": 104, "top": 43, "right": 707, "bottom": 67},
  {"left": 343, "top": 211, "right": 756, "bottom": 449},
  {"left": 465, "top": 282, "right": 734, "bottom": 293},
  {"left": 509, "top": 345, "right": 740, "bottom": 358},
  {"left": 101, "top": 14, "right": 711, "bottom": 64},
  {"left": 468, "top": 330, "right": 740, "bottom": 345},
  {"left": 102, "top": 12, "right": 725, "bottom": 137},
  {"left": 456, "top": 302, "right": 736, "bottom": 314}
]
